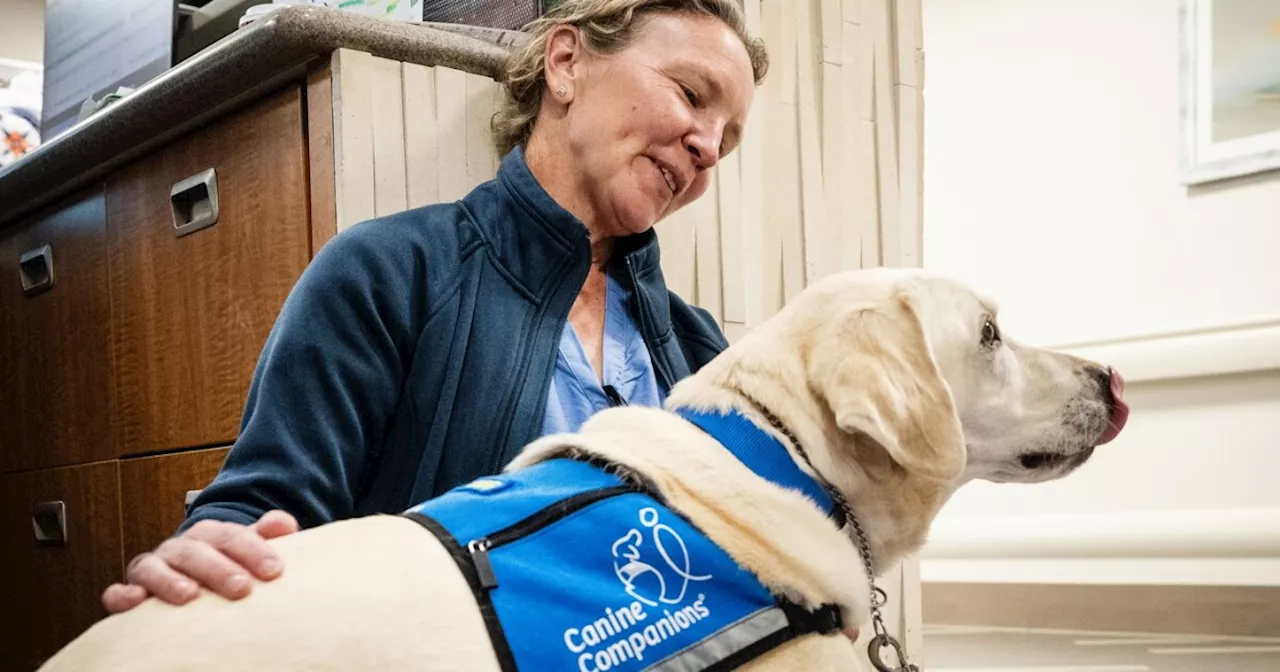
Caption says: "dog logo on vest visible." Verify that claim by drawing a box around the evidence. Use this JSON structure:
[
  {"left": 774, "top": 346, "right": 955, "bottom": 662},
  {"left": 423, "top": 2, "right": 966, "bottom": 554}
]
[{"left": 611, "top": 507, "right": 711, "bottom": 607}]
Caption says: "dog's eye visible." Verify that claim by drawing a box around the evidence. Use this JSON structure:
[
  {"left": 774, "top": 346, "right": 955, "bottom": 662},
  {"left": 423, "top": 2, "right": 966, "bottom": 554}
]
[{"left": 981, "top": 319, "right": 1001, "bottom": 347}]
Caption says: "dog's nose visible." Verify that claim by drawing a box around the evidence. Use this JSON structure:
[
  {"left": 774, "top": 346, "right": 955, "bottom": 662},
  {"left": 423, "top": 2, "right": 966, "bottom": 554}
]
[
  {"left": 1096, "top": 367, "right": 1129, "bottom": 445},
  {"left": 1089, "top": 366, "right": 1110, "bottom": 394}
]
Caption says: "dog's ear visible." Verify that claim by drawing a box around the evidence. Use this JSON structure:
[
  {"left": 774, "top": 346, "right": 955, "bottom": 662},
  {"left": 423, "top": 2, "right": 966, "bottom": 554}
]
[{"left": 811, "top": 295, "right": 966, "bottom": 481}]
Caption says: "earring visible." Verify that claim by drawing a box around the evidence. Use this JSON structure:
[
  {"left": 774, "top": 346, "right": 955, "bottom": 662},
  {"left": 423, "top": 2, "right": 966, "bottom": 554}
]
[{"left": 555, "top": 84, "right": 568, "bottom": 97}]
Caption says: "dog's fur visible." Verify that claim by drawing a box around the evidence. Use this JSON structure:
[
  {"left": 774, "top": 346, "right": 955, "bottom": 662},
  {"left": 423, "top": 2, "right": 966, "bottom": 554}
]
[{"left": 37, "top": 268, "right": 1124, "bottom": 671}]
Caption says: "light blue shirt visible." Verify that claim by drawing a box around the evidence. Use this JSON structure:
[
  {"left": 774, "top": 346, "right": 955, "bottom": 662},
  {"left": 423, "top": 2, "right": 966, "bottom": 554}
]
[{"left": 542, "top": 271, "right": 665, "bottom": 436}]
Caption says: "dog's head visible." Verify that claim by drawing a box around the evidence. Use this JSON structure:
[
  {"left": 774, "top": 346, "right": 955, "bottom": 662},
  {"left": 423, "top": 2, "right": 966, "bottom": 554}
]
[
  {"left": 660, "top": 267, "right": 1129, "bottom": 567},
  {"left": 789, "top": 268, "right": 1128, "bottom": 486}
]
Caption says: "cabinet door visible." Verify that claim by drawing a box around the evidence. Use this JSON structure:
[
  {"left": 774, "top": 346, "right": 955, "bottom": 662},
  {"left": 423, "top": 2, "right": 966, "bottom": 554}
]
[
  {"left": 0, "top": 460, "right": 123, "bottom": 672},
  {"left": 0, "top": 187, "right": 113, "bottom": 473},
  {"left": 120, "top": 446, "right": 230, "bottom": 563},
  {"left": 108, "top": 86, "right": 311, "bottom": 456}
]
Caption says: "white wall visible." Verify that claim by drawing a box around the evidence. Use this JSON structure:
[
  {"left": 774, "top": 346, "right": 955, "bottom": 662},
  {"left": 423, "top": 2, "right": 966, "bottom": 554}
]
[
  {"left": 0, "top": 0, "right": 44, "bottom": 64},
  {"left": 918, "top": 0, "right": 1280, "bottom": 585}
]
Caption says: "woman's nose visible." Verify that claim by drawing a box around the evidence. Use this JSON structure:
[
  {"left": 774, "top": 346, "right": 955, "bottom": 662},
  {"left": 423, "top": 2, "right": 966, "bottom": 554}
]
[{"left": 685, "top": 130, "right": 720, "bottom": 170}]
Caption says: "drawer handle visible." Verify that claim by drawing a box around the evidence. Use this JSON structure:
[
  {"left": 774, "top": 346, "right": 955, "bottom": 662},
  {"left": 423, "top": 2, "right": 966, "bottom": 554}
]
[
  {"left": 19, "top": 244, "right": 54, "bottom": 297},
  {"left": 32, "top": 500, "right": 67, "bottom": 547},
  {"left": 184, "top": 489, "right": 202, "bottom": 509},
  {"left": 170, "top": 168, "right": 219, "bottom": 238}
]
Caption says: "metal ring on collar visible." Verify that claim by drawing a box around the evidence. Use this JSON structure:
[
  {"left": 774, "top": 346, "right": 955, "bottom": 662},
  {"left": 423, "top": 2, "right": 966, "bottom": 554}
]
[{"left": 868, "top": 633, "right": 919, "bottom": 672}]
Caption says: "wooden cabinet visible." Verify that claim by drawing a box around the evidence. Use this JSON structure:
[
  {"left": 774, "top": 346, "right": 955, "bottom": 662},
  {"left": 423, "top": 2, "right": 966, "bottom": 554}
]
[
  {"left": 0, "top": 53, "right": 502, "bottom": 668},
  {"left": 108, "top": 87, "right": 312, "bottom": 457},
  {"left": 0, "top": 446, "right": 231, "bottom": 669},
  {"left": 0, "top": 461, "right": 123, "bottom": 672},
  {"left": 0, "top": 84, "right": 314, "bottom": 670},
  {"left": 120, "top": 447, "right": 231, "bottom": 564},
  {"left": 0, "top": 189, "right": 114, "bottom": 474}
]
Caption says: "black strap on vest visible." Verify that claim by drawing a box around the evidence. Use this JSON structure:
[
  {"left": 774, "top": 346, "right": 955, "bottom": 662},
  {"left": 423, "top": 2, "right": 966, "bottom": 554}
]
[
  {"left": 702, "top": 598, "right": 844, "bottom": 672},
  {"left": 779, "top": 598, "right": 845, "bottom": 636},
  {"left": 401, "top": 511, "right": 519, "bottom": 671}
]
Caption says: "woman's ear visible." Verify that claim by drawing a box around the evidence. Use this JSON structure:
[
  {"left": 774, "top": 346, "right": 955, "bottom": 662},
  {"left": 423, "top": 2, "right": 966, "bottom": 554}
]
[
  {"left": 544, "top": 24, "right": 583, "bottom": 102},
  {"left": 810, "top": 296, "right": 966, "bottom": 481}
]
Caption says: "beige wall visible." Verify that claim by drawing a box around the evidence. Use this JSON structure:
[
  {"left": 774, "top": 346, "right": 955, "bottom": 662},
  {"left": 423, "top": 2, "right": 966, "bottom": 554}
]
[
  {"left": 1, "top": 0, "right": 44, "bottom": 64},
  {"left": 655, "top": 0, "right": 925, "bottom": 345},
  {"left": 919, "top": 0, "right": 1280, "bottom": 586}
]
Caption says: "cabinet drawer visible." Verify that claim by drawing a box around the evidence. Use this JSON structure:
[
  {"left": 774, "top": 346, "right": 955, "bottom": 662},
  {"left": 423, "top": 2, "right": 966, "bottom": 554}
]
[
  {"left": 120, "top": 446, "right": 230, "bottom": 564},
  {"left": 0, "top": 187, "right": 113, "bottom": 473},
  {"left": 0, "top": 460, "right": 123, "bottom": 672},
  {"left": 108, "top": 86, "right": 311, "bottom": 456}
]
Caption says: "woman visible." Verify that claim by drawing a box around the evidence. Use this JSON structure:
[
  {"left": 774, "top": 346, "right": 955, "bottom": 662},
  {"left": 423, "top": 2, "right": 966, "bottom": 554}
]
[{"left": 103, "top": 0, "right": 768, "bottom": 614}]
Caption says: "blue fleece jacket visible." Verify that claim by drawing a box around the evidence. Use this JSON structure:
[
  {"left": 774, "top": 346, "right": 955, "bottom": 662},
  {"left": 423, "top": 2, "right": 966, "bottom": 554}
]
[{"left": 178, "top": 147, "right": 727, "bottom": 533}]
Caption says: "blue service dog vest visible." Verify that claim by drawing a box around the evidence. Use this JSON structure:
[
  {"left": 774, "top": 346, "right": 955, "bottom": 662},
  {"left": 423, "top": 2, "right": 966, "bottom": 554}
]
[{"left": 402, "top": 409, "right": 846, "bottom": 672}]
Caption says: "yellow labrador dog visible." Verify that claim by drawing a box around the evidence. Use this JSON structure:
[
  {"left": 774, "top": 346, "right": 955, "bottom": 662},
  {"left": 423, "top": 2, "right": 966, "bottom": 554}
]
[{"left": 38, "top": 268, "right": 1128, "bottom": 672}]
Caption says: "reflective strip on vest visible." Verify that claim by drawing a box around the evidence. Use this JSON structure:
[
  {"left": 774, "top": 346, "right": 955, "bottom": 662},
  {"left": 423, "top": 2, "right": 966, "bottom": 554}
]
[{"left": 648, "top": 607, "right": 789, "bottom": 672}]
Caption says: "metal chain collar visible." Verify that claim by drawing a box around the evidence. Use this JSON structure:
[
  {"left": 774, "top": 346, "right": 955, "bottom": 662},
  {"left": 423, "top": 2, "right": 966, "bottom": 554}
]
[{"left": 738, "top": 391, "right": 920, "bottom": 672}]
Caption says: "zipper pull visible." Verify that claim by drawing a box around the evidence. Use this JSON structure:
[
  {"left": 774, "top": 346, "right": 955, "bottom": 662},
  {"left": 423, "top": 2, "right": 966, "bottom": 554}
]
[
  {"left": 603, "top": 385, "right": 628, "bottom": 407},
  {"left": 468, "top": 539, "right": 498, "bottom": 589}
]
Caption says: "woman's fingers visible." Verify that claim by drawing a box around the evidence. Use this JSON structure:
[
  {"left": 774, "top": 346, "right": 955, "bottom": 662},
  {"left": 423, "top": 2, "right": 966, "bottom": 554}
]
[
  {"left": 184, "top": 518, "right": 287, "bottom": 581},
  {"left": 101, "top": 583, "right": 149, "bottom": 614},
  {"left": 124, "top": 549, "right": 207, "bottom": 605},
  {"left": 102, "top": 513, "right": 298, "bottom": 613},
  {"left": 251, "top": 509, "right": 300, "bottom": 541}
]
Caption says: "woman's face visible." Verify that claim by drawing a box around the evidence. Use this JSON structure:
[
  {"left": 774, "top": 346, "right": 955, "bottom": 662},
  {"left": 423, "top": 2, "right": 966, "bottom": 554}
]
[{"left": 545, "top": 13, "right": 756, "bottom": 238}]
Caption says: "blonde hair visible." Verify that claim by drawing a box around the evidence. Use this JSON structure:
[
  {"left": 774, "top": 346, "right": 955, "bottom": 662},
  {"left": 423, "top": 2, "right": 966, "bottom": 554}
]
[{"left": 492, "top": 0, "right": 769, "bottom": 156}]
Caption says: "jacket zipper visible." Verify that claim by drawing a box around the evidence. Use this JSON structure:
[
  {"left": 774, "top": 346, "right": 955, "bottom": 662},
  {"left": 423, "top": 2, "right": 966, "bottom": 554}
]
[
  {"left": 626, "top": 256, "right": 675, "bottom": 393},
  {"left": 489, "top": 233, "right": 592, "bottom": 475},
  {"left": 467, "top": 484, "right": 637, "bottom": 589}
]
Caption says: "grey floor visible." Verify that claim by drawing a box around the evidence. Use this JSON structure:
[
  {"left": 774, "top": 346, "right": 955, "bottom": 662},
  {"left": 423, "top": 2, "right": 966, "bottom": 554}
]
[{"left": 921, "top": 624, "right": 1280, "bottom": 672}]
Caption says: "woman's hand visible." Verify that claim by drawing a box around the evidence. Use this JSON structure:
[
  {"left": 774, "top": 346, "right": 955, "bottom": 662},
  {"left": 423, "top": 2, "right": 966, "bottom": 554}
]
[{"left": 101, "top": 510, "right": 298, "bottom": 614}]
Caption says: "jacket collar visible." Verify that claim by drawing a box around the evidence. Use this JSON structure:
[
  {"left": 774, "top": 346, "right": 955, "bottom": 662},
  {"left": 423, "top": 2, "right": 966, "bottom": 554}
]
[
  {"left": 465, "top": 147, "right": 682, "bottom": 387},
  {"left": 464, "top": 146, "right": 668, "bottom": 302}
]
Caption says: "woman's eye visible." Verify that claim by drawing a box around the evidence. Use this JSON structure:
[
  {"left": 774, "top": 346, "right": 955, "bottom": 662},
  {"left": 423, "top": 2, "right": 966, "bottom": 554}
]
[
  {"left": 981, "top": 319, "right": 1002, "bottom": 347},
  {"left": 682, "top": 86, "right": 699, "bottom": 106}
]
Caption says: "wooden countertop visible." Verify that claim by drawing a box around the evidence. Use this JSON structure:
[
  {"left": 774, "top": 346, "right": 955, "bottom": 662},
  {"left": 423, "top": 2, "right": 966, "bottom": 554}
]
[{"left": 0, "top": 5, "right": 512, "bottom": 228}]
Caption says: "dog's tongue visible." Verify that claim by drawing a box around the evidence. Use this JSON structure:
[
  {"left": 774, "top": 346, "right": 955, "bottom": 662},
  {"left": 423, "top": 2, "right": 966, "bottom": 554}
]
[{"left": 1096, "top": 368, "right": 1129, "bottom": 445}]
